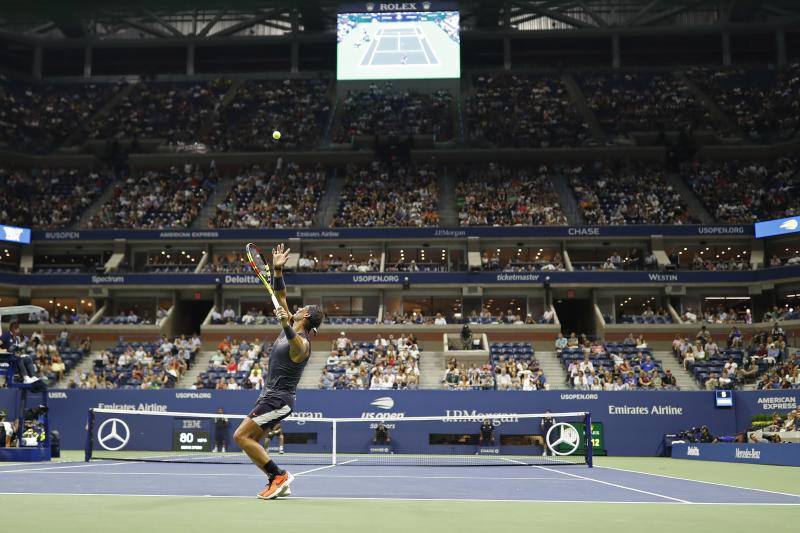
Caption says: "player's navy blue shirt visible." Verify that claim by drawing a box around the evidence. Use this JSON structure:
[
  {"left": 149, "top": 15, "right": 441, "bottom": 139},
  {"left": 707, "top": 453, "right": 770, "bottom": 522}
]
[{"left": 259, "top": 330, "right": 310, "bottom": 405}]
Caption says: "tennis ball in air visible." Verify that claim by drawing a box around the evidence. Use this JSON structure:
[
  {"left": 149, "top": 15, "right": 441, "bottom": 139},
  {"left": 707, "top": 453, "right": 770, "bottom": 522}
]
[{"left": 272, "top": 130, "right": 281, "bottom": 140}]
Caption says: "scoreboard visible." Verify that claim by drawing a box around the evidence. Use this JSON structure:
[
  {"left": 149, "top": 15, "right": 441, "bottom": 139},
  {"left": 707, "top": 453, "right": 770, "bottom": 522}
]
[{"left": 171, "top": 417, "right": 213, "bottom": 452}]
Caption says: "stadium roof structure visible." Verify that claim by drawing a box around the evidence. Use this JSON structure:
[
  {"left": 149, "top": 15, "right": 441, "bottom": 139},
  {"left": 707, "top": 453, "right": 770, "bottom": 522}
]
[{"left": 0, "top": 0, "right": 798, "bottom": 43}]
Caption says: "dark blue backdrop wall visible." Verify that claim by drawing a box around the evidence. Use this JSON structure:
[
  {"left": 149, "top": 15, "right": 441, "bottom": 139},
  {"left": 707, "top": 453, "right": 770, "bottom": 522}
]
[{"left": 0, "top": 389, "right": 796, "bottom": 456}]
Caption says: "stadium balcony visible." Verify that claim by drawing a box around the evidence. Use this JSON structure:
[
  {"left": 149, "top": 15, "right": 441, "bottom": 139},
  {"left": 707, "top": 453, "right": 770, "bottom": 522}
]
[
  {"left": 576, "top": 71, "right": 722, "bottom": 141},
  {"left": 0, "top": 80, "right": 121, "bottom": 154},
  {"left": 465, "top": 72, "right": 590, "bottom": 148}
]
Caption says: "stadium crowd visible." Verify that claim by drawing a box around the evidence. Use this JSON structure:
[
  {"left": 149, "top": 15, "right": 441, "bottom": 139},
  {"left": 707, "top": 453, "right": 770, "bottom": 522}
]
[
  {"left": 456, "top": 164, "right": 567, "bottom": 226},
  {"left": 71, "top": 336, "right": 201, "bottom": 389},
  {"left": 0, "top": 80, "right": 120, "bottom": 153},
  {"left": 209, "top": 162, "right": 326, "bottom": 228},
  {"left": 682, "top": 157, "right": 799, "bottom": 224},
  {"left": 578, "top": 71, "right": 717, "bottom": 137},
  {"left": 556, "top": 333, "right": 677, "bottom": 390},
  {"left": 465, "top": 73, "right": 589, "bottom": 148},
  {"left": 687, "top": 64, "right": 800, "bottom": 143},
  {"left": 85, "top": 80, "right": 231, "bottom": 145},
  {"left": 206, "top": 79, "right": 331, "bottom": 152},
  {"left": 332, "top": 162, "right": 439, "bottom": 227},
  {"left": 334, "top": 83, "right": 453, "bottom": 143},
  {"left": 319, "top": 332, "right": 421, "bottom": 390},
  {"left": 0, "top": 167, "right": 109, "bottom": 229},
  {"left": 88, "top": 165, "right": 218, "bottom": 229},
  {"left": 193, "top": 337, "right": 270, "bottom": 390},
  {"left": 567, "top": 161, "right": 696, "bottom": 225}
]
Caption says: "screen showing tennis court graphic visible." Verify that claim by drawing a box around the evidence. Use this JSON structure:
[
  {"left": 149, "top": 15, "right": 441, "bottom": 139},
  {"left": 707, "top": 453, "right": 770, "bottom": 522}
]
[{"left": 337, "top": 10, "right": 460, "bottom": 80}]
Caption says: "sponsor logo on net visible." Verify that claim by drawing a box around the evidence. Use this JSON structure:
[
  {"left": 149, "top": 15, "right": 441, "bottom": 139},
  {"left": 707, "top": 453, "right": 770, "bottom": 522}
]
[
  {"left": 444, "top": 410, "right": 519, "bottom": 426},
  {"left": 686, "top": 445, "right": 700, "bottom": 457},
  {"left": 735, "top": 448, "right": 761, "bottom": 460},
  {"left": 608, "top": 404, "right": 684, "bottom": 415},
  {"left": 757, "top": 395, "right": 797, "bottom": 410}
]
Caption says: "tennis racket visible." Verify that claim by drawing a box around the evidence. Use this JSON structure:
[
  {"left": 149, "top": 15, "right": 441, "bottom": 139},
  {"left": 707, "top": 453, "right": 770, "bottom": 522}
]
[{"left": 245, "top": 242, "right": 282, "bottom": 310}]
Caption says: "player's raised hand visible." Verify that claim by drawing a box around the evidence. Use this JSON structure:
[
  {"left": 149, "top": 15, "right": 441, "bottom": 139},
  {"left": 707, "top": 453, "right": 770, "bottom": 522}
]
[
  {"left": 272, "top": 243, "right": 291, "bottom": 270},
  {"left": 275, "top": 306, "right": 290, "bottom": 325}
]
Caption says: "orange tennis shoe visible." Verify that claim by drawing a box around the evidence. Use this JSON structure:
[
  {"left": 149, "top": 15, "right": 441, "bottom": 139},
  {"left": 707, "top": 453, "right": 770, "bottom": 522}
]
[{"left": 257, "top": 472, "right": 295, "bottom": 500}]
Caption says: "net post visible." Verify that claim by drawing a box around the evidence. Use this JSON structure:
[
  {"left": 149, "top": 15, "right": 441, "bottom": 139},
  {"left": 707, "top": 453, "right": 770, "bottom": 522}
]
[
  {"left": 84, "top": 408, "right": 95, "bottom": 462},
  {"left": 584, "top": 412, "right": 593, "bottom": 468},
  {"left": 331, "top": 420, "right": 337, "bottom": 466}
]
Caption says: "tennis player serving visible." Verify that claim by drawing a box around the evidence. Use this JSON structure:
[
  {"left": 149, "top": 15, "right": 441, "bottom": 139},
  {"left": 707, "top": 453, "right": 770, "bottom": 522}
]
[{"left": 233, "top": 243, "right": 324, "bottom": 500}]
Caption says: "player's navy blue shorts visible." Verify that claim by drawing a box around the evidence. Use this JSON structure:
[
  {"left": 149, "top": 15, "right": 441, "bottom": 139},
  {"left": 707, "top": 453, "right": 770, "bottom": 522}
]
[{"left": 248, "top": 390, "right": 293, "bottom": 430}]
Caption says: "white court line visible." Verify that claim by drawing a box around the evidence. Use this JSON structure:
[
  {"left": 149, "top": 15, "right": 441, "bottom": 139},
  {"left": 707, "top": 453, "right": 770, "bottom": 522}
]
[
  {"left": 0, "top": 492, "right": 798, "bottom": 505},
  {"left": 502, "top": 459, "right": 690, "bottom": 504},
  {"left": 0, "top": 470, "right": 580, "bottom": 481},
  {"left": 294, "top": 459, "right": 357, "bottom": 476},
  {"left": 0, "top": 461, "right": 134, "bottom": 474},
  {"left": 595, "top": 464, "right": 800, "bottom": 501}
]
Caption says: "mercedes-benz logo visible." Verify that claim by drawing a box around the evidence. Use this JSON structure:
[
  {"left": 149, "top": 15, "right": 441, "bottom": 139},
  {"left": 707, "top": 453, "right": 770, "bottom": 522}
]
[
  {"left": 97, "top": 418, "right": 130, "bottom": 451},
  {"left": 545, "top": 422, "right": 581, "bottom": 456}
]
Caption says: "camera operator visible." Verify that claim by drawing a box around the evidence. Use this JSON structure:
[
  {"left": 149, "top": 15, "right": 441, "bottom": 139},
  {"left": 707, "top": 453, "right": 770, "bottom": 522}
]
[
  {"left": 373, "top": 422, "right": 391, "bottom": 445},
  {"left": 460, "top": 323, "right": 473, "bottom": 350}
]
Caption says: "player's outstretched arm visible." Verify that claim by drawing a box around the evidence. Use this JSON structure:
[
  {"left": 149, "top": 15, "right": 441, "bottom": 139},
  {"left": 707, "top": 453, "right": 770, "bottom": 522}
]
[
  {"left": 272, "top": 243, "right": 291, "bottom": 315},
  {"left": 276, "top": 307, "right": 310, "bottom": 363}
]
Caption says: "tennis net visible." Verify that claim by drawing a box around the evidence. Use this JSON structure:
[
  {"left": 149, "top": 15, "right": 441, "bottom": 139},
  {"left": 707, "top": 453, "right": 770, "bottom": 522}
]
[{"left": 86, "top": 408, "right": 593, "bottom": 467}]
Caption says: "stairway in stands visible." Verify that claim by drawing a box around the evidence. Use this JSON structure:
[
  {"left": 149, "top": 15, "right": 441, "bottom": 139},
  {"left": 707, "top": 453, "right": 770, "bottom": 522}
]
[
  {"left": 192, "top": 175, "right": 234, "bottom": 229},
  {"left": 536, "top": 351, "right": 569, "bottom": 390},
  {"left": 176, "top": 350, "right": 215, "bottom": 388},
  {"left": 419, "top": 352, "right": 445, "bottom": 389},
  {"left": 437, "top": 172, "right": 458, "bottom": 226},
  {"left": 656, "top": 351, "right": 701, "bottom": 391},
  {"left": 315, "top": 174, "right": 345, "bottom": 227},
  {"left": 298, "top": 352, "right": 330, "bottom": 389},
  {"left": 75, "top": 181, "right": 118, "bottom": 229},
  {"left": 665, "top": 172, "right": 715, "bottom": 224}
]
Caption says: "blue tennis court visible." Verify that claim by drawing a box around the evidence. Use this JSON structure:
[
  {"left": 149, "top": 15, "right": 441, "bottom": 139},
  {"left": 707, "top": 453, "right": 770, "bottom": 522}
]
[{"left": 2, "top": 459, "right": 799, "bottom": 505}]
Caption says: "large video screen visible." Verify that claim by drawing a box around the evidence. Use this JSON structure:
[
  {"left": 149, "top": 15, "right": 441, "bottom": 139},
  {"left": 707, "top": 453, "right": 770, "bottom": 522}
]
[{"left": 337, "top": 10, "right": 460, "bottom": 80}]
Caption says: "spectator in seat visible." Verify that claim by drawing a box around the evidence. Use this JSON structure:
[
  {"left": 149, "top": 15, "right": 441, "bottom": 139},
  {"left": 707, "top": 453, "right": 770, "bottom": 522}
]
[
  {"left": 705, "top": 372, "right": 720, "bottom": 390},
  {"left": 662, "top": 369, "right": 677, "bottom": 389}
]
